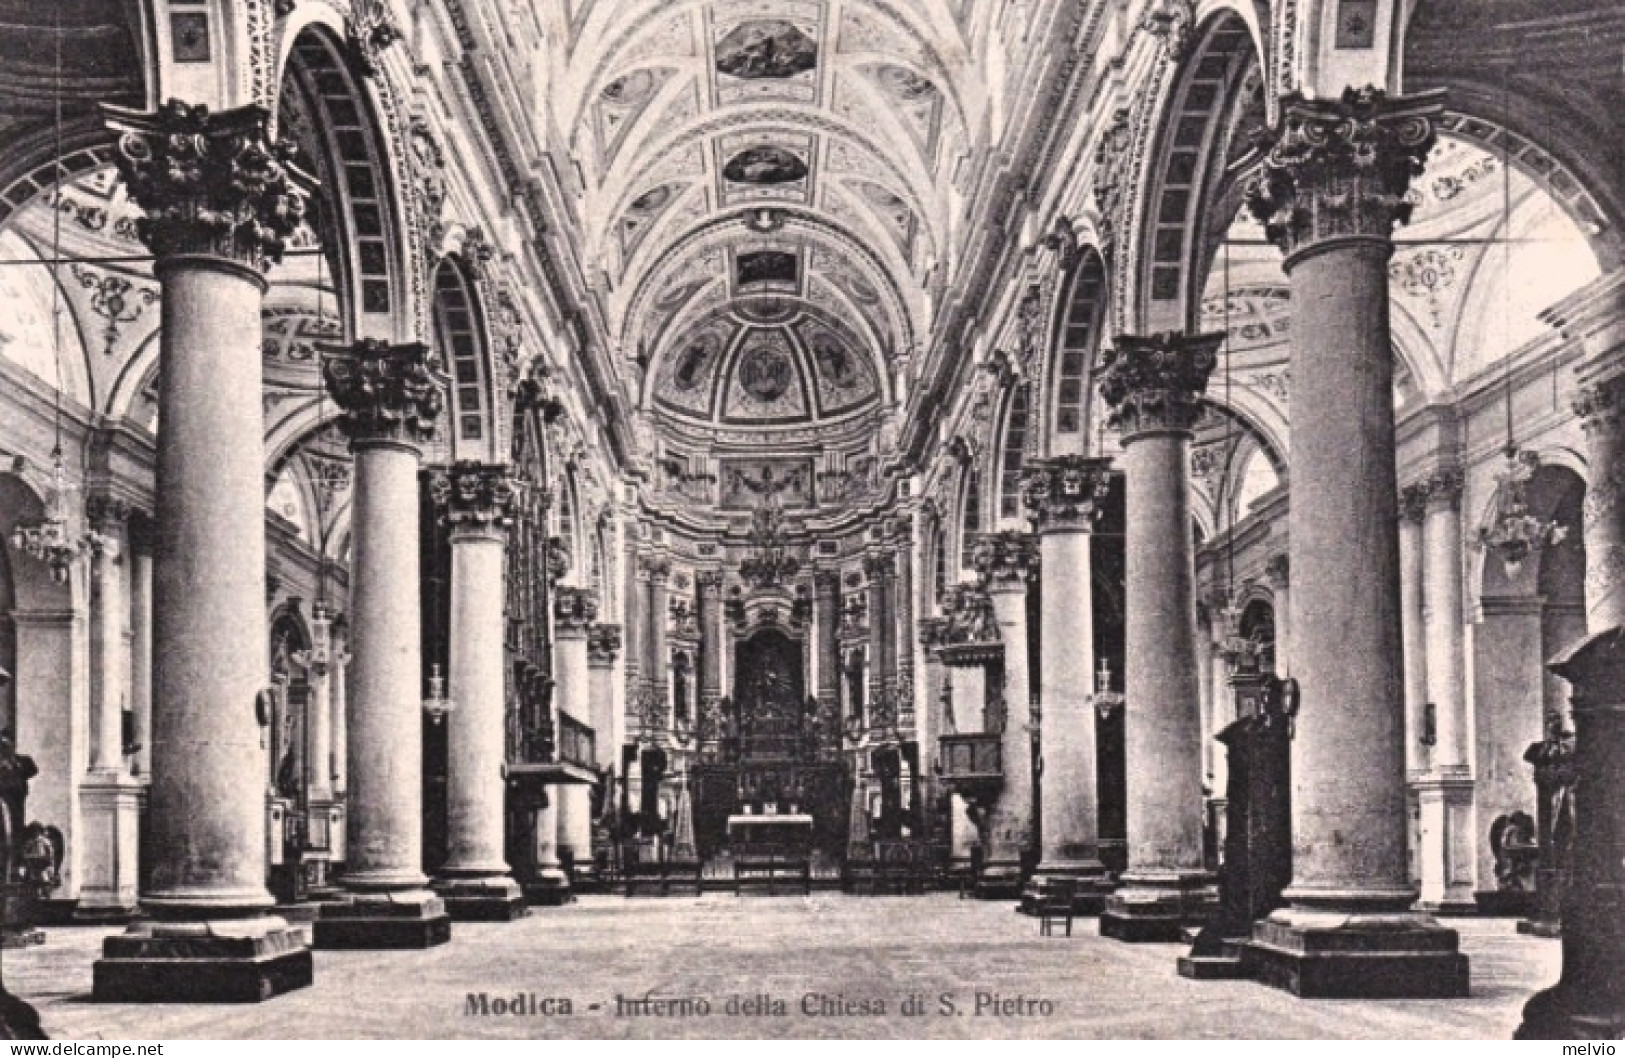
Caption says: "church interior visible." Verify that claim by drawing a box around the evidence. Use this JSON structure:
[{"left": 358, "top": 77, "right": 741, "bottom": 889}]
[{"left": 0, "top": 0, "right": 1621, "bottom": 1041}]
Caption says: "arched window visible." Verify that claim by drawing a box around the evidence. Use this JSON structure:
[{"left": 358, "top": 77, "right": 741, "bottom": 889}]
[
  {"left": 997, "top": 387, "right": 1030, "bottom": 522},
  {"left": 959, "top": 468, "right": 982, "bottom": 570},
  {"left": 1053, "top": 251, "right": 1107, "bottom": 437}
]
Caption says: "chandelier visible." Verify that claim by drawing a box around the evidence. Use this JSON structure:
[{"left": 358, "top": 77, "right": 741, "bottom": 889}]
[
  {"left": 422, "top": 662, "right": 455, "bottom": 724},
  {"left": 10, "top": 449, "right": 81, "bottom": 584},
  {"left": 1476, "top": 447, "right": 1566, "bottom": 577},
  {"left": 1089, "top": 657, "right": 1124, "bottom": 721},
  {"left": 738, "top": 498, "right": 799, "bottom": 588}
]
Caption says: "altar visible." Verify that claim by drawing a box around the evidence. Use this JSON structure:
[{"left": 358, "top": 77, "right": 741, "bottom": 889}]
[{"left": 726, "top": 813, "right": 814, "bottom": 851}]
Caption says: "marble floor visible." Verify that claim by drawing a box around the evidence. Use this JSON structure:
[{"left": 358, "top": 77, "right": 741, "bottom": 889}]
[{"left": 7, "top": 895, "right": 1559, "bottom": 1040}]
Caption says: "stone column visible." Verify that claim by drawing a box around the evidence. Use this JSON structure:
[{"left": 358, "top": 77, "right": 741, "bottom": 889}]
[
  {"left": 645, "top": 556, "right": 671, "bottom": 740},
  {"left": 1022, "top": 456, "right": 1115, "bottom": 910},
  {"left": 1399, "top": 491, "right": 1430, "bottom": 777},
  {"left": 865, "top": 552, "right": 897, "bottom": 729},
  {"left": 1264, "top": 555, "right": 1292, "bottom": 678},
  {"left": 292, "top": 604, "right": 337, "bottom": 896},
  {"left": 300, "top": 606, "right": 335, "bottom": 808},
  {"left": 814, "top": 571, "right": 842, "bottom": 717},
  {"left": 696, "top": 572, "right": 723, "bottom": 755},
  {"left": 128, "top": 536, "right": 153, "bottom": 782},
  {"left": 936, "top": 585, "right": 998, "bottom": 873},
  {"left": 1241, "top": 87, "right": 1467, "bottom": 996},
  {"left": 331, "top": 637, "right": 350, "bottom": 797},
  {"left": 1574, "top": 371, "right": 1625, "bottom": 633},
  {"left": 546, "top": 586, "right": 597, "bottom": 902},
  {"left": 91, "top": 102, "right": 314, "bottom": 1002},
  {"left": 968, "top": 532, "right": 1038, "bottom": 898},
  {"left": 892, "top": 521, "right": 917, "bottom": 734},
  {"left": 80, "top": 498, "right": 141, "bottom": 920},
  {"left": 588, "top": 625, "right": 623, "bottom": 768},
  {"left": 1410, "top": 468, "right": 1476, "bottom": 912},
  {"left": 430, "top": 464, "right": 524, "bottom": 921},
  {"left": 313, "top": 339, "right": 450, "bottom": 950},
  {"left": 1097, "top": 331, "right": 1219, "bottom": 942},
  {"left": 87, "top": 501, "right": 128, "bottom": 775},
  {"left": 329, "top": 637, "right": 350, "bottom": 865}
]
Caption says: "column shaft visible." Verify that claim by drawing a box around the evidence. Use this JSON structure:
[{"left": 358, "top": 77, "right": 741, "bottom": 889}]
[
  {"left": 433, "top": 467, "right": 524, "bottom": 920},
  {"left": 1399, "top": 503, "right": 1430, "bottom": 773},
  {"left": 313, "top": 339, "right": 449, "bottom": 949},
  {"left": 129, "top": 548, "right": 153, "bottom": 781},
  {"left": 1239, "top": 87, "right": 1467, "bottom": 997},
  {"left": 93, "top": 100, "right": 313, "bottom": 1001},
  {"left": 145, "top": 261, "right": 271, "bottom": 913},
  {"left": 1121, "top": 438, "right": 1206, "bottom": 865},
  {"left": 344, "top": 442, "right": 427, "bottom": 889},
  {"left": 1096, "top": 333, "right": 1218, "bottom": 941}
]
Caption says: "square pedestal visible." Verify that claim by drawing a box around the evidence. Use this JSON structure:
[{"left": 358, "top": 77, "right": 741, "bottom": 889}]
[
  {"left": 1100, "top": 874, "right": 1217, "bottom": 942},
  {"left": 312, "top": 890, "right": 452, "bottom": 949},
  {"left": 1241, "top": 910, "right": 1470, "bottom": 998},
  {"left": 434, "top": 877, "right": 527, "bottom": 922},
  {"left": 93, "top": 917, "right": 313, "bottom": 1003},
  {"left": 1020, "top": 870, "right": 1114, "bottom": 916},
  {"left": 523, "top": 870, "right": 572, "bottom": 907},
  {"left": 75, "top": 779, "right": 143, "bottom": 921}
]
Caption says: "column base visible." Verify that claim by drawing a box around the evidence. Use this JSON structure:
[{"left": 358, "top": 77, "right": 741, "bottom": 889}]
[
  {"left": 311, "top": 889, "right": 452, "bottom": 949},
  {"left": 76, "top": 777, "right": 143, "bottom": 921},
  {"left": 1517, "top": 984, "right": 1625, "bottom": 1040},
  {"left": 433, "top": 876, "right": 527, "bottom": 922},
  {"left": 523, "top": 869, "right": 573, "bottom": 907},
  {"left": 1, "top": 928, "right": 45, "bottom": 949},
  {"left": 971, "top": 859, "right": 1025, "bottom": 901},
  {"left": 1473, "top": 889, "right": 1535, "bottom": 917},
  {"left": 1100, "top": 871, "right": 1217, "bottom": 942},
  {"left": 1517, "top": 917, "right": 1563, "bottom": 938},
  {"left": 1240, "top": 908, "right": 1469, "bottom": 998},
  {"left": 1019, "top": 860, "right": 1115, "bottom": 915},
  {"left": 93, "top": 915, "right": 313, "bottom": 1003}
]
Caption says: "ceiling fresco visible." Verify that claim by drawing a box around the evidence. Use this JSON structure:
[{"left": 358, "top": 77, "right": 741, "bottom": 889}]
[
  {"left": 553, "top": 0, "right": 985, "bottom": 451},
  {"left": 651, "top": 301, "right": 880, "bottom": 430}
]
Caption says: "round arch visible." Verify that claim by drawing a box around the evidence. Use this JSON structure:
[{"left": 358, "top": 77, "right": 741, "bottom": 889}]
[
  {"left": 275, "top": 21, "right": 421, "bottom": 345},
  {"left": 1123, "top": 10, "right": 1266, "bottom": 336}
]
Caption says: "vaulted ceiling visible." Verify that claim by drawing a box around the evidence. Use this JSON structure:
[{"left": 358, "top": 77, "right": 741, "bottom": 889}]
[{"left": 546, "top": 0, "right": 987, "bottom": 438}]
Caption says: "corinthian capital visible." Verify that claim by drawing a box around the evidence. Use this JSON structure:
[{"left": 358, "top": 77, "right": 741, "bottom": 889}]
[
  {"left": 554, "top": 586, "right": 599, "bottom": 634},
  {"left": 588, "top": 623, "right": 623, "bottom": 665},
  {"left": 969, "top": 531, "right": 1039, "bottom": 589},
  {"left": 103, "top": 100, "right": 313, "bottom": 272},
  {"left": 1244, "top": 87, "right": 1444, "bottom": 258},
  {"left": 431, "top": 462, "right": 518, "bottom": 534},
  {"left": 1098, "top": 332, "right": 1221, "bottom": 438},
  {"left": 323, "top": 340, "right": 444, "bottom": 447},
  {"left": 1022, "top": 456, "right": 1114, "bottom": 531},
  {"left": 1574, "top": 374, "right": 1625, "bottom": 435}
]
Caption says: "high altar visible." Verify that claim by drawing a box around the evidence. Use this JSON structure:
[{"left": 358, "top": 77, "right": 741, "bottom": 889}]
[{"left": 689, "top": 626, "right": 848, "bottom": 858}]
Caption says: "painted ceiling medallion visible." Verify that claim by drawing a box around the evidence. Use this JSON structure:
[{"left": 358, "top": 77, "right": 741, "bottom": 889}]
[
  {"left": 671, "top": 331, "right": 721, "bottom": 392},
  {"left": 601, "top": 69, "right": 660, "bottom": 105},
  {"left": 810, "top": 335, "right": 859, "bottom": 390},
  {"left": 738, "top": 249, "right": 798, "bottom": 287},
  {"left": 874, "top": 64, "right": 936, "bottom": 102},
  {"left": 723, "top": 146, "right": 808, "bottom": 185},
  {"left": 738, "top": 340, "right": 795, "bottom": 403},
  {"left": 714, "top": 20, "right": 818, "bottom": 80}
]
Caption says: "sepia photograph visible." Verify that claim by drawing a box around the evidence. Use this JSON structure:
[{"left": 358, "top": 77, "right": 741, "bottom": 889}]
[{"left": 0, "top": 0, "right": 1618, "bottom": 1043}]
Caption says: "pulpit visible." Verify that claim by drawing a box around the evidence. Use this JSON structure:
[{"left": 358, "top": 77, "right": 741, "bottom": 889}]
[{"left": 1182, "top": 671, "right": 1293, "bottom": 979}]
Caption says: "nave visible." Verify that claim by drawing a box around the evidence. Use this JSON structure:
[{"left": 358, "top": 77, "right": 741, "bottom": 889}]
[{"left": 6, "top": 896, "right": 1559, "bottom": 1041}]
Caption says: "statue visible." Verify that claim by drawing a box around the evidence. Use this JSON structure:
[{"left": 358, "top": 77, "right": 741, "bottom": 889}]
[
  {"left": 1490, "top": 810, "right": 1538, "bottom": 892},
  {"left": 0, "top": 703, "right": 48, "bottom": 1038}
]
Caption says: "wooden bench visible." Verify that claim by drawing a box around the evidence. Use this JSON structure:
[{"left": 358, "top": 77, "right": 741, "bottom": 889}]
[{"left": 732, "top": 844, "right": 811, "bottom": 896}]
